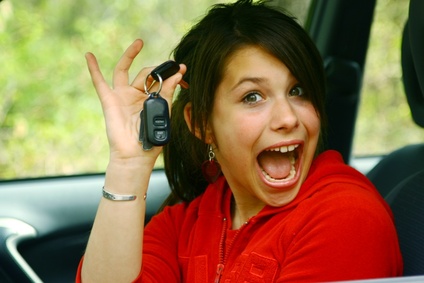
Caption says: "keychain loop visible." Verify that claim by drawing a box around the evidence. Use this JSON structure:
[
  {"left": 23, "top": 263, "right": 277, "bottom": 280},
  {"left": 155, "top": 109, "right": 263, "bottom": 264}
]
[{"left": 144, "top": 73, "right": 163, "bottom": 97}]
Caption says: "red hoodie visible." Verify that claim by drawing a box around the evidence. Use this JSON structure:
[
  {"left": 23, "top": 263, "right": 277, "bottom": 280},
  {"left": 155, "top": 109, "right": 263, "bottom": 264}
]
[{"left": 77, "top": 150, "right": 403, "bottom": 282}]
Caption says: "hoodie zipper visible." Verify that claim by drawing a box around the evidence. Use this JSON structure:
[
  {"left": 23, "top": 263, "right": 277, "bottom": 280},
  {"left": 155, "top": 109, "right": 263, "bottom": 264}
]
[
  {"left": 214, "top": 217, "right": 228, "bottom": 283},
  {"left": 214, "top": 217, "right": 250, "bottom": 283}
]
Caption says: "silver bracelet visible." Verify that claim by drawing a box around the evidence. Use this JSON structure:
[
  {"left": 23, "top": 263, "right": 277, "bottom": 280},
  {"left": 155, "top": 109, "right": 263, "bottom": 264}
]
[{"left": 102, "top": 187, "right": 137, "bottom": 201}]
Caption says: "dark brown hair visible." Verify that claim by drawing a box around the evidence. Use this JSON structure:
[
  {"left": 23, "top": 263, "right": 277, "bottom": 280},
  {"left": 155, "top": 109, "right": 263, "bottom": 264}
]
[{"left": 162, "top": 0, "right": 326, "bottom": 207}]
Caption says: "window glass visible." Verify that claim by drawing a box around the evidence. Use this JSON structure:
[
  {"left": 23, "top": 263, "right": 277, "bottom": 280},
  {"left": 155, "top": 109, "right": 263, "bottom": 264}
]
[
  {"left": 353, "top": 0, "right": 424, "bottom": 157},
  {"left": 0, "top": 0, "right": 311, "bottom": 180}
]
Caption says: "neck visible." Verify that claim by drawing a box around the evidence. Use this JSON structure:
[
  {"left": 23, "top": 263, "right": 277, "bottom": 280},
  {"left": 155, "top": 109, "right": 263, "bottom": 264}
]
[{"left": 230, "top": 196, "right": 265, "bottom": 230}]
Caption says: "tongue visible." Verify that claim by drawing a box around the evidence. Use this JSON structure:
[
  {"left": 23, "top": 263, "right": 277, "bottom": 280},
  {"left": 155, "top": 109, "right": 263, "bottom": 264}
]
[{"left": 258, "top": 151, "right": 292, "bottom": 179}]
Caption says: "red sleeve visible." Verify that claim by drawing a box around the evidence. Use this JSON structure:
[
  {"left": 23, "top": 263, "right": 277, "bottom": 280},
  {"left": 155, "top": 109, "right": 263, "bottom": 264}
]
[
  {"left": 75, "top": 256, "right": 83, "bottom": 283},
  {"left": 279, "top": 183, "right": 403, "bottom": 282},
  {"left": 133, "top": 202, "right": 188, "bottom": 283}
]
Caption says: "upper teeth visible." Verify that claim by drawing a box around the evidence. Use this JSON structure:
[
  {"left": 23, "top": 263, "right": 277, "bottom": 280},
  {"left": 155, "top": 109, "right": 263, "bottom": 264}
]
[{"left": 267, "top": 144, "right": 299, "bottom": 153}]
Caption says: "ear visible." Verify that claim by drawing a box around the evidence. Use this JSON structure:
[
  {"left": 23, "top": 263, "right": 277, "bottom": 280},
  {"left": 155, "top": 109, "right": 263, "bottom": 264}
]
[
  {"left": 183, "top": 102, "right": 201, "bottom": 139},
  {"left": 184, "top": 102, "right": 214, "bottom": 143}
]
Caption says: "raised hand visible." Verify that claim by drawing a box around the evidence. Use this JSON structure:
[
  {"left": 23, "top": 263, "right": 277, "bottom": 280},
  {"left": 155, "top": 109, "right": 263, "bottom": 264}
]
[{"left": 85, "top": 39, "right": 186, "bottom": 165}]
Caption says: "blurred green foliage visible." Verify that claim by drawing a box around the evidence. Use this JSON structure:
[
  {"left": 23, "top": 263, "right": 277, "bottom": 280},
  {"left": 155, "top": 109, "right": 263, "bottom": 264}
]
[
  {"left": 353, "top": 0, "right": 424, "bottom": 156},
  {"left": 0, "top": 0, "right": 229, "bottom": 179},
  {"left": 0, "top": 0, "right": 422, "bottom": 179}
]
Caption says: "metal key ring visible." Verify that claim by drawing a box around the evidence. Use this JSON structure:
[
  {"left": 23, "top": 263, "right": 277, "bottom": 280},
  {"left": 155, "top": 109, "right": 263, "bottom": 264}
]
[{"left": 144, "top": 73, "right": 163, "bottom": 97}]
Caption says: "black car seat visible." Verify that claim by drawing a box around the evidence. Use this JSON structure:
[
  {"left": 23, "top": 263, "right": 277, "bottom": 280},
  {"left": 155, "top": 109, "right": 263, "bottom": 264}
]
[
  {"left": 366, "top": 0, "right": 424, "bottom": 198},
  {"left": 367, "top": 0, "right": 424, "bottom": 276},
  {"left": 385, "top": 169, "right": 424, "bottom": 275}
]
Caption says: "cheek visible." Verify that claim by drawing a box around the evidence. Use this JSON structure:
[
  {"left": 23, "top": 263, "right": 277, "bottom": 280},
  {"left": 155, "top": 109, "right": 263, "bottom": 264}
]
[
  {"left": 302, "top": 106, "right": 321, "bottom": 142},
  {"left": 210, "top": 113, "right": 262, "bottom": 171},
  {"left": 211, "top": 108, "right": 262, "bottom": 147}
]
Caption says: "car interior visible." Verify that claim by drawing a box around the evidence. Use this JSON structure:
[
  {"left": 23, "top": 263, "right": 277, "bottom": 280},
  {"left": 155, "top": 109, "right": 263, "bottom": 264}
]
[
  {"left": 0, "top": 0, "right": 423, "bottom": 282},
  {"left": 365, "top": 0, "right": 424, "bottom": 277}
]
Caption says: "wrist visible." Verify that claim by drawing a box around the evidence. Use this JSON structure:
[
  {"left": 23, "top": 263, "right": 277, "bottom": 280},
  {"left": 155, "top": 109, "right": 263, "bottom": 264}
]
[
  {"left": 108, "top": 148, "right": 160, "bottom": 167},
  {"left": 103, "top": 158, "right": 155, "bottom": 197}
]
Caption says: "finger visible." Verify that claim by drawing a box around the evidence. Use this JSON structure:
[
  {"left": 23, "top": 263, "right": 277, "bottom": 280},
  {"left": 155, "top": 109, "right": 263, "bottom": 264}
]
[
  {"left": 160, "top": 64, "right": 188, "bottom": 102},
  {"left": 164, "top": 64, "right": 187, "bottom": 91},
  {"left": 85, "top": 52, "right": 111, "bottom": 101},
  {"left": 113, "top": 39, "right": 144, "bottom": 88},
  {"left": 177, "top": 64, "right": 189, "bottom": 89},
  {"left": 131, "top": 66, "right": 156, "bottom": 93}
]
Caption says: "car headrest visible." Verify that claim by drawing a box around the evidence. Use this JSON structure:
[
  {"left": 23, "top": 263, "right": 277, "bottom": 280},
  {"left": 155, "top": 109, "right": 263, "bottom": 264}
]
[{"left": 402, "top": 0, "right": 424, "bottom": 127}]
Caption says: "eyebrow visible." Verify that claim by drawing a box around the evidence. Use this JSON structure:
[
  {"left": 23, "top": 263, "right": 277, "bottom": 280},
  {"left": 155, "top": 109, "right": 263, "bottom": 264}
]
[{"left": 230, "top": 77, "right": 267, "bottom": 91}]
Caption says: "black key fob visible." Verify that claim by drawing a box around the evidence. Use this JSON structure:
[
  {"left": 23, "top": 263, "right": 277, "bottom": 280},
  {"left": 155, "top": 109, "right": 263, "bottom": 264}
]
[
  {"left": 139, "top": 60, "right": 180, "bottom": 151},
  {"left": 150, "top": 60, "right": 180, "bottom": 82},
  {"left": 139, "top": 93, "right": 170, "bottom": 150}
]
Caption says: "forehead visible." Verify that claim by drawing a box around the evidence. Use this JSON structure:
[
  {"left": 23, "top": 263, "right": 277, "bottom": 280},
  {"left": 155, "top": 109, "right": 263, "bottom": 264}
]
[{"left": 219, "top": 45, "right": 292, "bottom": 86}]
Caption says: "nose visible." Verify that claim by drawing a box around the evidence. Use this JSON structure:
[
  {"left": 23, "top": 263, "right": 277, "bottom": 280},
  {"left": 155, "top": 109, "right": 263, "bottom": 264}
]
[{"left": 270, "top": 97, "right": 299, "bottom": 132}]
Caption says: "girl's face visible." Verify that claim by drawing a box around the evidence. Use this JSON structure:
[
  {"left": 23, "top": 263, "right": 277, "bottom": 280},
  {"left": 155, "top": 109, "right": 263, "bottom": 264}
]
[{"left": 208, "top": 45, "right": 320, "bottom": 208}]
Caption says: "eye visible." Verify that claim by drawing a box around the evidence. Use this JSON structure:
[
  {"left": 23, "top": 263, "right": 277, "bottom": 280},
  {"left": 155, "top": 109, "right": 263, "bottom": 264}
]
[
  {"left": 243, "top": 92, "right": 264, "bottom": 104},
  {"left": 289, "top": 85, "right": 305, "bottom": 97}
]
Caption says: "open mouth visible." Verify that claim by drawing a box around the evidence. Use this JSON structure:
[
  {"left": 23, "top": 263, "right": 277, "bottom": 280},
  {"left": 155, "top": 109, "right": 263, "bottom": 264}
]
[{"left": 257, "top": 144, "right": 300, "bottom": 182}]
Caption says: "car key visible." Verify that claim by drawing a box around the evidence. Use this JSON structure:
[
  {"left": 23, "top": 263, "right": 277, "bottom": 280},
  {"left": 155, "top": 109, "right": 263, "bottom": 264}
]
[
  {"left": 146, "top": 60, "right": 180, "bottom": 92},
  {"left": 139, "top": 61, "right": 180, "bottom": 150},
  {"left": 150, "top": 60, "right": 180, "bottom": 82},
  {"left": 139, "top": 93, "right": 170, "bottom": 150}
]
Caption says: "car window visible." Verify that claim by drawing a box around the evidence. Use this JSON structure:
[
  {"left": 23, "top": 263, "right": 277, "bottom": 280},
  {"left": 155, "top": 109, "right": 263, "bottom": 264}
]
[
  {"left": 353, "top": 0, "right": 424, "bottom": 157},
  {"left": 0, "top": 0, "right": 311, "bottom": 180}
]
